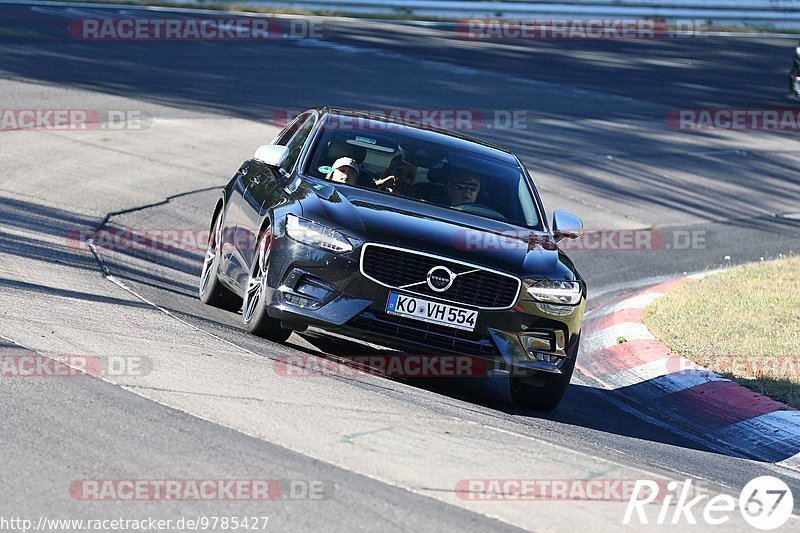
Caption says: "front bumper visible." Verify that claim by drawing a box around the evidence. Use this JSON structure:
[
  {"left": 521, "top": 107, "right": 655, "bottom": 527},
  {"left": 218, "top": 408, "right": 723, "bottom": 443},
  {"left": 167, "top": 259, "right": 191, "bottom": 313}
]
[{"left": 264, "top": 235, "right": 585, "bottom": 374}]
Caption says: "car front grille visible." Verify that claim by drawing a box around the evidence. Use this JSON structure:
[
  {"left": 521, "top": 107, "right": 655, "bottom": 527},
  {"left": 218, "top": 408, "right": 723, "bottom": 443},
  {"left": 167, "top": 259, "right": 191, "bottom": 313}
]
[
  {"left": 360, "top": 244, "right": 520, "bottom": 309},
  {"left": 348, "top": 310, "right": 498, "bottom": 357}
]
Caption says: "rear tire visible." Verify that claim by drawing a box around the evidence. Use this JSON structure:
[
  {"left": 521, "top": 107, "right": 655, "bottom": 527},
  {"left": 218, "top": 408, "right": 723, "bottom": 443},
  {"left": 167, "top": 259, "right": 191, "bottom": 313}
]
[
  {"left": 242, "top": 227, "right": 292, "bottom": 343},
  {"left": 509, "top": 337, "right": 579, "bottom": 412},
  {"left": 199, "top": 208, "right": 242, "bottom": 312}
]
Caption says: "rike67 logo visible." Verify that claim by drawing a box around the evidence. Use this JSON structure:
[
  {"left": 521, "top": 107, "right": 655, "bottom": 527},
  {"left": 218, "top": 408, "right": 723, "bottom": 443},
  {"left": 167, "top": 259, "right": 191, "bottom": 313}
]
[{"left": 624, "top": 476, "right": 794, "bottom": 529}]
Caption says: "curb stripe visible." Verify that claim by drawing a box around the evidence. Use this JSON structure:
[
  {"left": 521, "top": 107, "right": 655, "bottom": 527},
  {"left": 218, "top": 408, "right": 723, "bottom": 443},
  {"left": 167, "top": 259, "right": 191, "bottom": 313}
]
[
  {"left": 593, "top": 308, "right": 645, "bottom": 331},
  {"left": 584, "top": 322, "right": 654, "bottom": 351},
  {"left": 606, "top": 291, "right": 664, "bottom": 313},
  {"left": 580, "top": 275, "right": 800, "bottom": 466},
  {"left": 580, "top": 340, "right": 672, "bottom": 374},
  {"left": 652, "top": 380, "right": 785, "bottom": 431},
  {"left": 606, "top": 361, "right": 729, "bottom": 394},
  {"left": 713, "top": 411, "right": 800, "bottom": 463}
]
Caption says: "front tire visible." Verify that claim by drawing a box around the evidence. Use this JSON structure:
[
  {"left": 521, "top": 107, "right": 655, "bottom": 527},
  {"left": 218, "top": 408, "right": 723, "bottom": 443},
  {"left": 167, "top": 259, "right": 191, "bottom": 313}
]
[
  {"left": 242, "top": 227, "right": 292, "bottom": 343},
  {"left": 509, "top": 338, "right": 578, "bottom": 411},
  {"left": 199, "top": 208, "right": 242, "bottom": 312}
]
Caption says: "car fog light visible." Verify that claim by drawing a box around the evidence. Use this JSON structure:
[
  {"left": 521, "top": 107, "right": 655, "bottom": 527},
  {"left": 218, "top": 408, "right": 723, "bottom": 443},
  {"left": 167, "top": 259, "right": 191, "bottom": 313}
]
[
  {"left": 518, "top": 332, "right": 553, "bottom": 353},
  {"left": 532, "top": 352, "right": 561, "bottom": 364},
  {"left": 296, "top": 276, "right": 335, "bottom": 301},
  {"left": 284, "top": 293, "right": 320, "bottom": 309}
]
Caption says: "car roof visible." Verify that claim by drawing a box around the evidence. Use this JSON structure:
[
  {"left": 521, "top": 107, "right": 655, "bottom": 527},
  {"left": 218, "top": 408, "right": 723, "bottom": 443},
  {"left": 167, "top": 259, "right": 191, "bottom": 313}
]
[{"left": 314, "top": 106, "right": 520, "bottom": 166}]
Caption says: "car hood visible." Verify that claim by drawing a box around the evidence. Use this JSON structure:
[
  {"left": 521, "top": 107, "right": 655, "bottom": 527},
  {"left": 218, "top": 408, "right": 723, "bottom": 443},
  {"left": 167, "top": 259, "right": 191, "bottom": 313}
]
[{"left": 297, "top": 179, "right": 579, "bottom": 281}]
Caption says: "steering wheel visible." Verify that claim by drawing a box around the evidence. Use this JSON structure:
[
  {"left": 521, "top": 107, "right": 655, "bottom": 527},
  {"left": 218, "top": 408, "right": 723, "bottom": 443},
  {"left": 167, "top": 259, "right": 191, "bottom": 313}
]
[{"left": 451, "top": 202, "right": 509, "bottom": 222}]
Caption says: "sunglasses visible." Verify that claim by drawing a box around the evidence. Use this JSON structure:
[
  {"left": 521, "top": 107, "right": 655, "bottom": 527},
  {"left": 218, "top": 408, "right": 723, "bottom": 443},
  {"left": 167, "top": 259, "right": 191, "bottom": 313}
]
[{"left": 455, "top": 182, "right": 480, "bottom": 192}]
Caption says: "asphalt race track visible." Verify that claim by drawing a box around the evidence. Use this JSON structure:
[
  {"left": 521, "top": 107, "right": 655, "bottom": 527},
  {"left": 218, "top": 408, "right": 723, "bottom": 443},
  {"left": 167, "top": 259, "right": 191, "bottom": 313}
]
[{"left": 1, "top": 2, "right": 800, "bottom": 531}]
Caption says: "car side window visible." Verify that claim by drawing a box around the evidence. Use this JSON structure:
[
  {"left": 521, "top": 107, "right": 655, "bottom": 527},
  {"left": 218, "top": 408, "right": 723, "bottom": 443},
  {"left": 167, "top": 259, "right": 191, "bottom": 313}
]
[
  {"left": 281, "top": 115, "right": 316, "bottom": 172},
  {"left": 274, "top": 112, "right": 309, "bottom": 146}
]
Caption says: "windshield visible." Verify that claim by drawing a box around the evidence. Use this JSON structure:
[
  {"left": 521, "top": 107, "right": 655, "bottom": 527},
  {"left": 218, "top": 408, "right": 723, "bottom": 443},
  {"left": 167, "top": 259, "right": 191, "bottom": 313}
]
[{"left": 303, "top": 117, "right": 542, "bottom": 229}]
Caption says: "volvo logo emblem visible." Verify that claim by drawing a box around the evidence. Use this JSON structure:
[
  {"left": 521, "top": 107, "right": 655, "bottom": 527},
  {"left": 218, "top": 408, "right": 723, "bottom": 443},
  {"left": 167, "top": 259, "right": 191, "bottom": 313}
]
[{"left": 426, "top": 266, "right": 455, "bottom": 292}]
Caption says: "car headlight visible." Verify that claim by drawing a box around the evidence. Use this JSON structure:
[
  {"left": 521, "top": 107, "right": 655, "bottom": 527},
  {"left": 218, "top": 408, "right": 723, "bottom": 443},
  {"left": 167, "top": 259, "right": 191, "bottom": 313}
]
[
  {"left": 525, "top": 280, "right": 582, "bottom": 305},
  {"left": 285, "top": 214, "right": 353, "bottom": 253}
]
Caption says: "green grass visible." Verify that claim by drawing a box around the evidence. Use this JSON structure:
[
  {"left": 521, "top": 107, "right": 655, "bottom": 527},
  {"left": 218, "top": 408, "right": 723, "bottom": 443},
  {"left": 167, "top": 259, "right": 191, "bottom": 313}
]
[{"left": 644, "top": 256, "right": 800, "bottom": 408}]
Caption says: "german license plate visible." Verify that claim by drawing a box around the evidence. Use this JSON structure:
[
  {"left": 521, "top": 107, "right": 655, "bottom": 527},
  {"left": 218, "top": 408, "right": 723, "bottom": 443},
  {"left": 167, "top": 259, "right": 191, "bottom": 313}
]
[{"left": 386, "top": 292, "right": 478, "bottom": 332}]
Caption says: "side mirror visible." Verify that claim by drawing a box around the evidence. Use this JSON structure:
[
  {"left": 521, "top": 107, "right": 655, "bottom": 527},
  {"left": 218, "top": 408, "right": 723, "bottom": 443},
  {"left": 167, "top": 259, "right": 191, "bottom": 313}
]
[
  {"left": 552, "top": 210, "right": 584, "bottom": 242},
  {"left": 253, "top": 144, "right": 289, "bottom": 169}
]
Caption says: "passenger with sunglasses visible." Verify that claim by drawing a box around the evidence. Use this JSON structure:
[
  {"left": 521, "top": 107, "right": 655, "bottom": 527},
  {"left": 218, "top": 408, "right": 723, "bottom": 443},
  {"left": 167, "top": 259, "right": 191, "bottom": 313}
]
[
  {"left": 446, "top": 170, "right": 481, "bottom": 206},
  {"left": 375, "top": 155, "right": 417, "bottom": 196}
]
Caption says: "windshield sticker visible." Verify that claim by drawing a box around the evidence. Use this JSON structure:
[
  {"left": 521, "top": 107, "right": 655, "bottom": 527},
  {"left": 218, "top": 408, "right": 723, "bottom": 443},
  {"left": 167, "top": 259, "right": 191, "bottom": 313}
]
[
  {"left": 355, "top": 136, "right": 377, "bottom": 145},
  {"left": 318, "top": 165, "right": 333, "bottom": 174},
  {"left": 346, "top": 139, "right": 396, "bottom": 153}
]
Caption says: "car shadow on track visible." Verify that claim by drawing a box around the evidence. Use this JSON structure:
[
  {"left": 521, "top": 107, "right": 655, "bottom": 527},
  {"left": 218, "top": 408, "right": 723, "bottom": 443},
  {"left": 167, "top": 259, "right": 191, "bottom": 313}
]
[
  {"left": 155, "top": 298, "right": 719, "bottom": 457},
  {"left": 280, "top": 330, "right": 721, "bottom": 454}
]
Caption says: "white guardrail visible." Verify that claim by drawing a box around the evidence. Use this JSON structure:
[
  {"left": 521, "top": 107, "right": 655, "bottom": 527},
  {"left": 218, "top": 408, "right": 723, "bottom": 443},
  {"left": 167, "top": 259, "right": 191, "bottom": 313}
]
[{"left": 222, "top": 0, "right": 800, "bottom": 30}]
